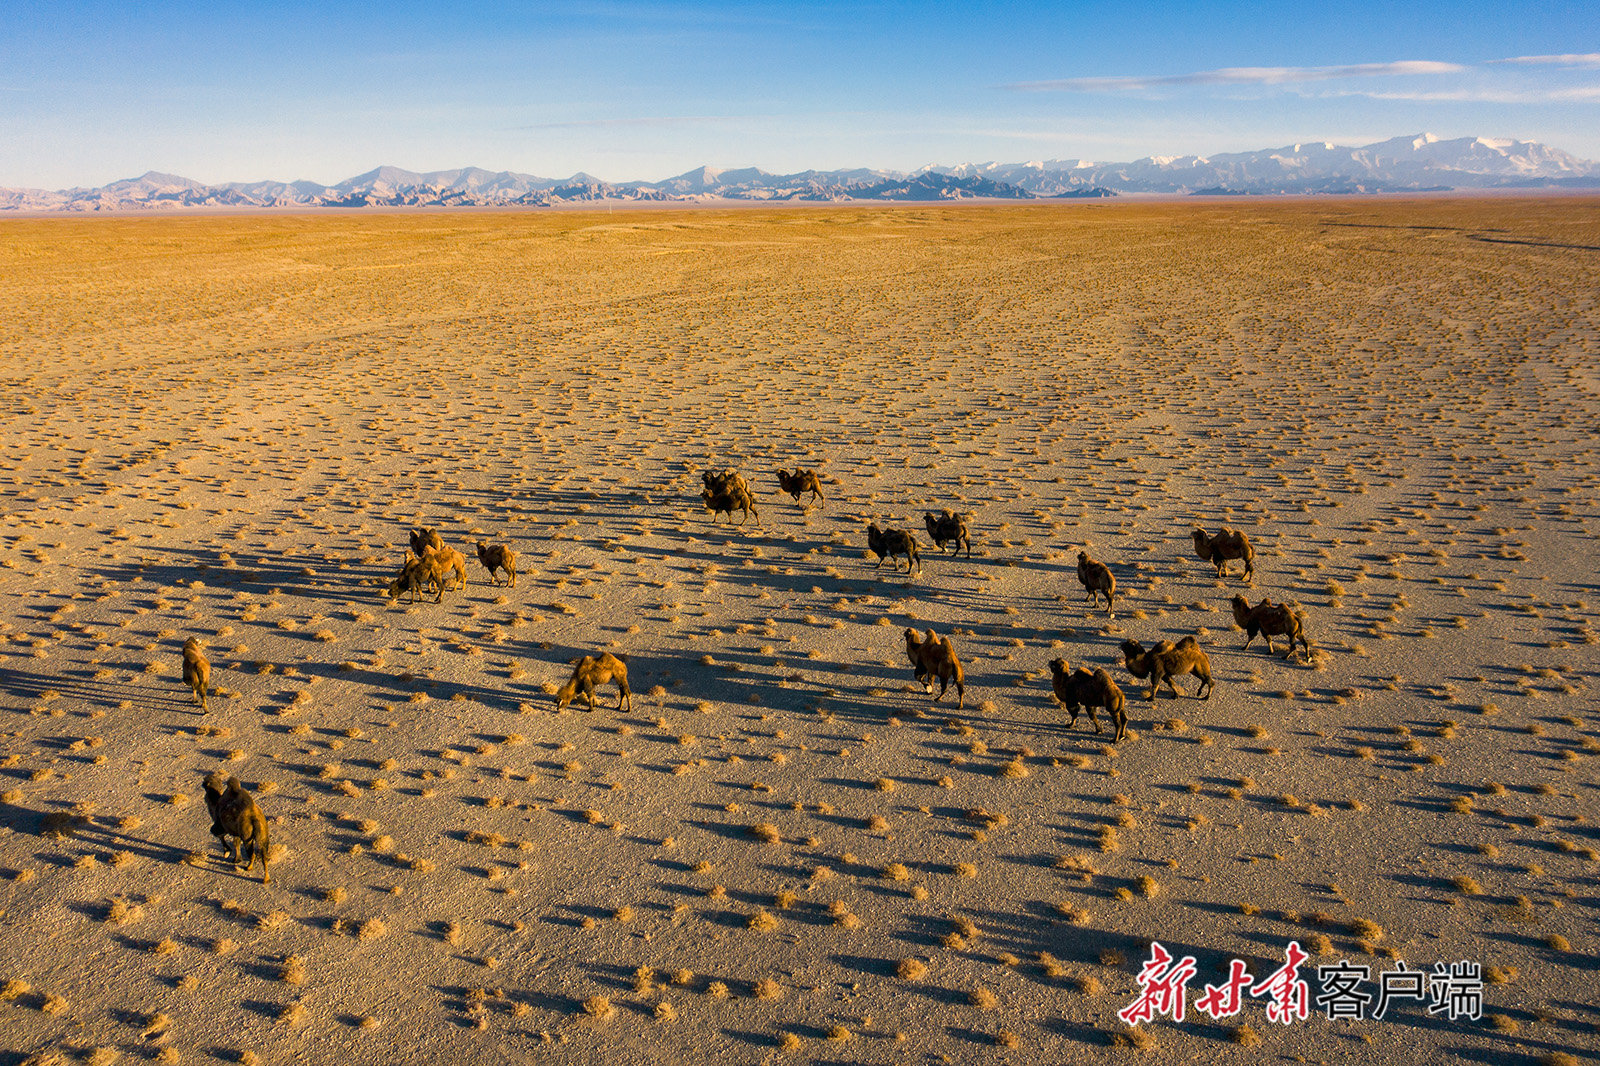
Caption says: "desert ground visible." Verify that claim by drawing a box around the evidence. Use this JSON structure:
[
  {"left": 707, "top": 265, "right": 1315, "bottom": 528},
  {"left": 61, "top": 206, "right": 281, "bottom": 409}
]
[{"left": 0, "top": 198, "right": 1596, "bottom": 1066}]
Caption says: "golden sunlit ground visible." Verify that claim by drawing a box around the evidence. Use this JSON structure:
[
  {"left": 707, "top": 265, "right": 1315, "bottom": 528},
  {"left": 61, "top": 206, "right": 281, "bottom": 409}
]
[{"left": 1, "top": 198, "right": 1597, "bottom": 1065}]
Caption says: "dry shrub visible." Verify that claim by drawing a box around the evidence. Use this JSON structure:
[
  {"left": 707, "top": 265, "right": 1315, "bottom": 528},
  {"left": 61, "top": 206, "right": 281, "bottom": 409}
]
[
  {"left": 279, "top": 955, "right": 308, "bottom": 985},
  {"left": 1113, "top": 1027, "right": 1155, "bottom": 1050},
  {"left": 105, "top": 896, "right": 142, "bottom": 925}
]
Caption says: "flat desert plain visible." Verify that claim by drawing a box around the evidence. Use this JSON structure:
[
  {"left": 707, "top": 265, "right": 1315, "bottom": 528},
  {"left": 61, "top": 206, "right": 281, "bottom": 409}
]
[{"left": 0, "top": 199, "right": 1596, "bottom": 1066}]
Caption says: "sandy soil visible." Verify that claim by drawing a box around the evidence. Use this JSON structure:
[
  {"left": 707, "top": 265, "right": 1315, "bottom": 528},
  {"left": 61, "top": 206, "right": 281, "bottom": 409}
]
[{"left": 0, "top": 199, "right": 1596, "bottom": 1066}]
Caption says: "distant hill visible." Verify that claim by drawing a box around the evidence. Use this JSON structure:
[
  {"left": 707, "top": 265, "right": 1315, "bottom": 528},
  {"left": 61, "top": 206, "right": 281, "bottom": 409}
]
[
  {"left": 3, "top": 134, "right": 1595, "bottom": 211},
  {"left": 914, "top": 134, "right": 1600, "bottom": 195}
]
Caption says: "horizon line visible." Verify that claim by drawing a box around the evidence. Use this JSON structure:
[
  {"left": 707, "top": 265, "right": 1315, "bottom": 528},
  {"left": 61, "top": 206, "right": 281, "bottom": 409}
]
[{"left": 5, "top": 129, "right": 1596, "bottom": 193}]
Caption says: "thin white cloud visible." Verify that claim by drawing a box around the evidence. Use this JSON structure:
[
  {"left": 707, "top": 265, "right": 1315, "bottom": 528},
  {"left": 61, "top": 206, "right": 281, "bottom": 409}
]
[
  {"left": 512, "top": 108, "right": 881, "bottom": 132},
  {"left": 1488, "top": 53, "right": 1600, "bottom": 68},
  {"left": 514, "top": 114, "right": 761, "bottom": 131},
  {"left": 1009, "top": 60, "right": 1464, "bottom": 93},
  {"left": 1319, "top": 85, "right": 1600, "bottom": 104}
]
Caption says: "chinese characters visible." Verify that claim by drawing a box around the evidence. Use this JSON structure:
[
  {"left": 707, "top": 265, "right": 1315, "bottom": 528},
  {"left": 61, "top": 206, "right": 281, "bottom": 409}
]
[{"left": 1121, "top": 942, "right": 1485, "bottom": 1026}]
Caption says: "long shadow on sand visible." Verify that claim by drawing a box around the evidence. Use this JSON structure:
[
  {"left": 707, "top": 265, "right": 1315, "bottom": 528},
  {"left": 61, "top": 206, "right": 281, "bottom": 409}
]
[{"left": 83, "top": 546, "right": 388, "bottom": 604}]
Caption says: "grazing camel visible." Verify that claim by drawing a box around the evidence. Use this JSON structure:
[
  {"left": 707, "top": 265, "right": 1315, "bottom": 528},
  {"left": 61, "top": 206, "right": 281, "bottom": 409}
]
[
  {"left": 702, "top": 484, "right": 759, "bottom": 525},
  {"left": 904, "top": 629, "right": 965, "bottom": 709},
  {"left": 475, "top": 541, "right": 518, "bottom": 587},
  {"left": 555, "top": 653, "right": 633, "bottom": 713},
  {"left": 202, "top": 772, "right": 270, "bottom": 884},
  {"left": 182, "top": 638, "right": 211, "bottom": 713},
  {"left": 924, "top": 510, "right": 971, "bottom": 558},
  {"left": 868, "top": 523, "right": 921, "bottom": 574},
  {"left": 1049, "top": 659, "right": 1128, "bottom": 742},
  {"left": 1231, "top": 594, "right": 1310, "bottom": 660},
  {"left": 409, "top": 527, "right": 444, "bottom": 559},
  {"left": 1192, "top": 527, "right": 1255, "bottom": 582},
  {"left": 775, "top": 469, "right": 826, "bottom": 507},
  {"left": 1119, "top": 636, "right": 1214, "bottom": 703},
  {"left": 1076, "top": 551, "right": 1116, "bottom": 615}
]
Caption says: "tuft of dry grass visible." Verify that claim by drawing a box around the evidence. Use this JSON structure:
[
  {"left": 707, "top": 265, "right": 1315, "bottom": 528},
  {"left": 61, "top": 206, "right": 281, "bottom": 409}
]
[
  {"left": 998, "top": 757, "right": 1029, "bottom": 779},
  {"left": 1113, "top": 1026, "right": 1156, "bottom": 1050},
  {"left": 105, "top": 896, "right": 143, "bottom": 925},
  {"left": 279, "top": 955, "right": 308, "bottom": 985},
  {"left": 1349, "top": 918, "right": 1383, "bottom": 941}
]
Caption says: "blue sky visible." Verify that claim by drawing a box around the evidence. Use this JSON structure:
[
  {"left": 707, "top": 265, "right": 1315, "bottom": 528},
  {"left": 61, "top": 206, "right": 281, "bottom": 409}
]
[{"left": 3, "top": 0, "right": 1596, "bottom": 187}]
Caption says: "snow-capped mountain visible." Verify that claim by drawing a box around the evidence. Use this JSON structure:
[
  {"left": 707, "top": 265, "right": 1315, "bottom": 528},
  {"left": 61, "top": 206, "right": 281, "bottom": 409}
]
[
  {"left": 916, "top": 134, "right": 1599, "bottom": 195},
  {"left": 2, "top": 134, "right": 1594, "bottom": 211}
]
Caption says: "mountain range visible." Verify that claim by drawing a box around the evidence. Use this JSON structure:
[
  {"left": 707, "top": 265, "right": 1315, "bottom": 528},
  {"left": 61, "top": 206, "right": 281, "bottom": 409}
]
[{"left": 3, "top": 134, "right": 1595, "bottom": 212}]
